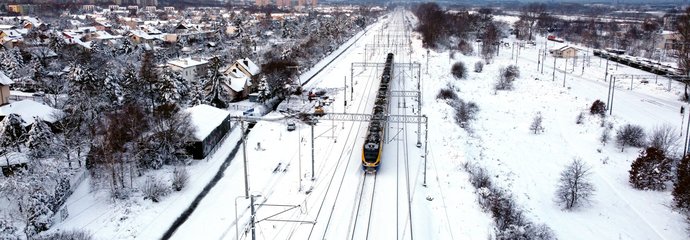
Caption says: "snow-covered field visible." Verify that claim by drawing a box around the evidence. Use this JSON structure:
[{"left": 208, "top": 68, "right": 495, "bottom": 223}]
[{"left": 49, "top": 9, "right": 689, "bottom": 240}]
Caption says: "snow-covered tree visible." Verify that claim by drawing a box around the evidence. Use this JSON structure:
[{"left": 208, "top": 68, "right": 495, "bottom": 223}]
[
  {"left": 674, "top": 154, "right": 690, "bottom": 210},
  {"left": 629, "top": 147, "right": 672, "bottom": 190},
  {"left": 203, "top": 57, "right": 231, "bottom": 108},
  {"left": 0, "top": 113, "right": 27, "bottom": 153},
  {"left": 157, "top": 68, "right": 190, "bottom": 107},
  {"left": 26, "top": 118, "right": 54, "bottom": 159},
  {"left": 121, "top": 64, "right": 145, "bottom": 105},
  {"left": 555, "top": 158, "right": 595, "bottom": 210},
  {"left": 140, "top": 106, "right": 195, "bottom": 169},
  {"left": 0, "top": 47, "right": 24, "bottom": 80}
]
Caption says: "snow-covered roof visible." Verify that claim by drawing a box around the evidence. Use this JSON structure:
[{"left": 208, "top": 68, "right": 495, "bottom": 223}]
[
  {"left": 0, "top": 152, "right": 29, "bottom": 167},
  {"left": 168, "top": 57, "right": 209, "bottom": 69},
  {"left": 228, "top": 73, "right": 250, "bottom": 92},
  {"left": 236, "top": 58, "right": 260, "bottom": 76},
  {"left": 185, "top": 104, "right": 230, "bottom": 140},
  {"left": 0, "top": 100, "right": 62, "bottom": 125},
  {"left": 0, "top": 71, "right": 13, "bottom": 85}
]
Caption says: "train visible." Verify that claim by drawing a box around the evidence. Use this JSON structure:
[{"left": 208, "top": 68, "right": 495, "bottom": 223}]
[{"left": 362, "top": 53, "right": 394, "bottom": 172}]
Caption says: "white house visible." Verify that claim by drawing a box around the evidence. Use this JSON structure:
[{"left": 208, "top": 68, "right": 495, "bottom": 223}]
[{"left": 167, "top": 57, "right": 210, "bottom": 83}]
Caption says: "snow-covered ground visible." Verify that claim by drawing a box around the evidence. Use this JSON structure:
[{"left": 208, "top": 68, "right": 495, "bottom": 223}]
[{"left": 49, "top": 9, "right": 689, "bottom": 240}]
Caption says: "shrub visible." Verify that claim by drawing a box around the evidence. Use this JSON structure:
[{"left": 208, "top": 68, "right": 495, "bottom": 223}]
[
  {"left": 451, "top": 62, "right": 467, "bottom": 79},
  {"left": 576, "top": 112, "right": 585, "bottom": 125},
  {"left": 474, "top": 61, "right": 484, "bottom": 73},
  {"left": 436, "top": 88, "right": 458, "bottom": 100},
  {"left": 458, "top": 39, "right": 474, "bottom": 55},
  {"left": 503, "top": 65, "right": 520, "bottom": 80},
  {"left": 649, "top": 124, "right": 680, "bottom": 156},
  {"left": 590, "top": 100, "right": 607, "bottom": 116},
  {"left": 530, "top": 112, "right": 544, "bottom": 134},
  {"left": 142, "top": 177, "right": 169, "bottom": 203},
  {"left": 452, "top": 99, "right": 479, "bottom": 128},
  {"left": 555, "top": 158, "right": 595, "bottom": 210},
  {"left": 616, "top": 124, "right": 646, "bottom": 151},
  {"left": 35, "top": 230, "right": 93, "bottom": 240},
  {"left": 600, "top": 128, "right": 611, "bottom": 145},
  {"left": 172, "top": 168, "right": 189, "bottom": 191},
  {"left": 629, "top": 147, "right": 672, "bottom": 190},
  {"left": 494, "top": 65, "right": 519, "bottom": 91},
  {"left": 673, "top": 155, "right": 690, "bottom": 210}
]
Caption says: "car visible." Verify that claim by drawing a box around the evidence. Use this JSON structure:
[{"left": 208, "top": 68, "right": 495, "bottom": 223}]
[{"left": 287, "top": 121, "right": 296, "bottom": 131}]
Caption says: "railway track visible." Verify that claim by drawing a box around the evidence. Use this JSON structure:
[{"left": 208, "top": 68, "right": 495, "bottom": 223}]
[{"left": 348, "top": 172, "right": 378, "bottom": 240}]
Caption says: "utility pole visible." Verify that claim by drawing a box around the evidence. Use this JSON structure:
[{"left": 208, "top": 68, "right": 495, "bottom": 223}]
[
  {"left": 537, "top": 49, "right": 541, "bottom": 72},
  {"left": 604, "top": 56, "right": 610, "bottom": 82},
  {"left": 609, "top": 77, "right": 616, "bottom": 115},
  {"left": 344, "top": 76, "right": 347, "bottom": 113},
  {"left": 311, "top": 120, "right": 315, "bottom": 181},
  {"left": 250, "top": 194, "right": 257, "bottom": 240},
  {"left": 241, "top": 120, "right": 249, "bottom": 198},
  {"left": 685, "top": 109, "right": 690, "bottom": 156},
  {"left": 563, "top": 58, "right": 568, "bottom": 87},
  {"left": 552, "top": 56, "right": 557, "bottom": 82}
]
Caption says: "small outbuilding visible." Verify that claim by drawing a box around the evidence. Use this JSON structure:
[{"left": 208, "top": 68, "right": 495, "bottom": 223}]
[
  {"left": 549, "top": 45, "right": 579, "bottom": 58},
  {"left": 185, "top": 104, "right": 232, "bottom": 159}
]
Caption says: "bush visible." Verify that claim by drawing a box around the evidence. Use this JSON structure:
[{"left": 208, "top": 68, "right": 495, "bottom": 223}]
[
  {"left": 474, "top": 61, "right": 484, "bottom": 73},
  {"left": 590, "top": 100, "right": 607, "bottom": 116},
  {"left": 600, "top": 128, "right": 611, "bottom": 145},
  {"left": 494, "top": 65, "right": 519, "bottom": 91},
  {"left": 555, "top": 158, "right": 595, "bottom": 210},
  {"left": 463, "top": 162, "right": 555, "bottom": 239},
  {"left": 172, "top": 168, "right": 189, "bottom": 191},
  {"left": 436, "top": 88, "right": 458, "bottom": 100},
  {"left": 35, "top": 230, "right": 93, "bottom": 240},
  {"left": 504, "top": 65, "right": 520, "bottom": 80},
  {"left": 649, "top": 124, "right": 680, "bottom": 156},
  {"left": 629, "top": 147, "right": 672, "bottom": 190},
  {"left": 452, "top": 99, "right": 479, "bottom": 128},
  {"left": 673, "top": 155, "right": 690, "bottom": 210},
  {"left": 451, "top": 62, "right": 467, "bottom": 79},
  {"left": 142, "top": 177, "right": 169, "bottom": 203},
  {"left": 458, "top": 39, "right": 474, "bottom": 55},
  {"left": 576, "top": 112, "right": 585, "bottom": 125},
  {"left": 616, "top": 124, "right": 646, "bottom": 151}
]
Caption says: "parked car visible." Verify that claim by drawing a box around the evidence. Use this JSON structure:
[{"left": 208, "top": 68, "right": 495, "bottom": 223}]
[{"left": 287, "top": 121, "right": 296, "bottom": 131}]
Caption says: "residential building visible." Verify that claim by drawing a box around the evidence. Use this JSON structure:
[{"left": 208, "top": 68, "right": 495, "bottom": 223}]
[
  {"left": 0, "top": 71, "right": 13, "bottom": 106},
  {"left": 167, "top": 57, "right": 210, "bottom": 83}
]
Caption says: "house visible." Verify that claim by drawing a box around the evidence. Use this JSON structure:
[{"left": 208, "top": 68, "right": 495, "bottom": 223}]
[
  {"left": 185, "top": 104, "right": 232, "bottom": 159},
  {"left": 0, "top": 29, "right": 23, "bottom": 48},
  {"left": 167, "top": 57, "right": 210, "bottom": 83},
  {"left": 230, "top": 58, "right": 260, "bottom": 79},
  {"left": 659, "top": 31, "right": 682, "bottom": 50},
  {"left": 0, "top": 71, "right": 13, "bottom": 106},
  {"left": 224, "top": 68, "right": 252, "bottom": 101},
  {"left": 549, "top": 45, "right": 578, "bottom": 58}
]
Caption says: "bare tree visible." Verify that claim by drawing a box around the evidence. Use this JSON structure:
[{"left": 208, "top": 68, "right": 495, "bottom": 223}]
[
  {"left": 675, "top": 7, "right": 690, "bottom": 101},
  {"left": 649, "top": 124, "right": 681, "bottom": 156},
  {"left": 530, "top": 112, "right": 544, "bottom": 134},
  {"left": 555, "top": 158, "right": 595, "bottom": 210},
  {"left": 521, "top": 3, "right": 547, "bottom": 41}
]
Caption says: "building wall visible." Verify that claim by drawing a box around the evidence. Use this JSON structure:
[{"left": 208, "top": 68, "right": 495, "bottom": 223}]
[{"left": 0, "top": 85, "right": 10, "bottom": 105}]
